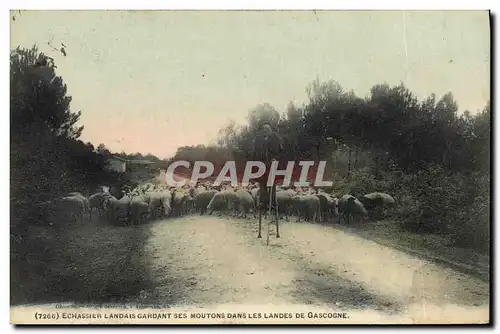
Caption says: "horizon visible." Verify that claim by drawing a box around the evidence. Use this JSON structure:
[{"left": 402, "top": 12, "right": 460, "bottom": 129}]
[{"left": 10, "top": 10, "right": 490, "bottom": 160}]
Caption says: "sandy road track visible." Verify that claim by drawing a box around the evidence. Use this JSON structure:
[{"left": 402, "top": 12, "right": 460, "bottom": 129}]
[{"left": 139, "top": 216, "right": 489, "bottom": 323}]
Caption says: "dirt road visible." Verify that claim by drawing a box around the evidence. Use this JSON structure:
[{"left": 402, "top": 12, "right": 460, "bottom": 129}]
[{"left": 139, "top": 216, "right": 489, "bottom": 324}]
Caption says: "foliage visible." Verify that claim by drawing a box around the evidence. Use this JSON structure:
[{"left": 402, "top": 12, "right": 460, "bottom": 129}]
[{"left": 10, "top": 46, "right": 131, "bottom": 226}]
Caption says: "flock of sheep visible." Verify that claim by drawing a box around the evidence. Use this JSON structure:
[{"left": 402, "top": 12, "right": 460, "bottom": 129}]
[{"left": 43, "top": 181, "right": 396, "bottom": 228}]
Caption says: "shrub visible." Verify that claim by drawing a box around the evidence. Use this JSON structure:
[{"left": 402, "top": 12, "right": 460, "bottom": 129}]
[{"left": 343, "top": 164, "right": 490, "bottom": 254}]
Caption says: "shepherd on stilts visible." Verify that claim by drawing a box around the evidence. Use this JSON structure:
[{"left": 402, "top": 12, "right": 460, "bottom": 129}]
[{"left": 252, "top": 123, "right": 284, "bottom": 244}]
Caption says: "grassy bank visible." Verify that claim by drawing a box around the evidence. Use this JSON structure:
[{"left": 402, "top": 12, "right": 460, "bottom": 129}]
[
  {"left": 10, "top": 219, "right": 152, "bottom": 306},
  {"left": 337, "top": 220, "right": 490, "bottom": 281}
]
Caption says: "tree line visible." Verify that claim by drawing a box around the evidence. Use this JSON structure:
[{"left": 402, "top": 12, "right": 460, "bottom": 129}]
[
  {"left": 10, "top": 44, "right": 490, "bottom": 254},
  {"left": 170, "top": 79, "right": 489, "bottom": 178}
]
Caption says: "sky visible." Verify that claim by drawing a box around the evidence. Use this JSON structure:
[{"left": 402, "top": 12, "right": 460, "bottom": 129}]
[{"left": 10, "top": 10, "right": 490, "bottom": 159}]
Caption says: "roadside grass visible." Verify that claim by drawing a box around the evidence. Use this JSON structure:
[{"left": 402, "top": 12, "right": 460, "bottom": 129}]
[
  {"left": 337, "top": 219, "right": 490, "bottom": 281},
  {"left": 10, "top": 218, "right": 152, "bottom": 306}
]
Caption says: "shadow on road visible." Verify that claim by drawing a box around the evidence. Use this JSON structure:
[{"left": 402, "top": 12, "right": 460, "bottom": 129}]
[
  {"left": 11, "top": 219, "right": 154, "bottom": 307},
  {"left": 291, "top": 263, "right": 403, "bottom": 314}
]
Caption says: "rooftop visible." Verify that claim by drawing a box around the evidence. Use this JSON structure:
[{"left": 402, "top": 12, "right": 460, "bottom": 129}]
[{"left": 108, "top": 155, "right": 154, "bottom": 164}]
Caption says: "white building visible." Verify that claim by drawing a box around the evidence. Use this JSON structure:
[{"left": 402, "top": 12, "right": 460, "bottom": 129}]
[
  {"left": 105, "top": 156, "right": 127, "bottom": 173},
  {"left": 105, "top": 155, "right": 155, "bottom": 174}
]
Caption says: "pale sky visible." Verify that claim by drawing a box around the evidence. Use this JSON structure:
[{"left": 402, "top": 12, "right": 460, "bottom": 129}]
[{"left": 10, "top": 10, "right": 490, "bottom": 159}]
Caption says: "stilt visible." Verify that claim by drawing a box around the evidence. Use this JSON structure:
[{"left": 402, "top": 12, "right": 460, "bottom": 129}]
[
  {"left": 266, "top": 186, "right": 272, "bottom": 246},
  {"left": 258, "top": 205, "right": 262, "bottom": 238},
  {"left": 275, "top": 184, "right": 280, "bottom": 238}
]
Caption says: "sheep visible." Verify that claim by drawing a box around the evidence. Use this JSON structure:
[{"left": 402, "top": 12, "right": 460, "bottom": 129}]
[
  {"left": 159, "top": 190, "right": 173, "bottom": 218},
  {"left": 88, "top": 192, "right": 102, "bottom": 219},
  {"left": 142, "top": 183, "right": 155, "bottom": 192},
  {"left": 206, "top": 190, "right": 237, "bottom": 216},
  {"left": 177, "top": 186, "right": 197, "bottom": 214},
  {"left": 67, "top": 192, "right": 90, "bottom": 219},
  {"left": 109, "top": 195, "right": 132, "bottom": 225},
  {"left": 54, "top": 196, "right": 86, "bottom": 223},
  {"left": 225, "top": 189, "right": 239, "bottom": 216},
  {"left": 195, "top": 184, "right": 208, "bottom": 192},
  {"left": 275, "top": 189, "right": 295, "bottom": 221},
  {"left": 358, "top": 192, "right": 396, "bottom": 219},
  {"left": 194, "top": 189, "right": 218, "bottom": 215},
  {"left": 88, "top": 192, "right": 113, "bottom": 220},
  {"left": 292, "top": 194, "right": 321, "bottom": 223},
  {"left": 129, "top": 197, "right": 150, "bottom": 225},
  {"left": 314, "top": 192, "right": 331, "bottom": 222},
  {"left": 338, "top": 194, "right": 368, "bottom": 225},
  {"left": 102, "top": 194, "right": 117, "bottom": 221},
  {"left": 143, "top": 191, "right": 164, "bottom": 220},
  {"left": 210, "top": 185, "right": 222, "bottom": 192},
  {"left": 183, "top": 195, "right": 195, "bottom": 214},
  {"left": 359, "top": 192, "right": 396, "bottom": 208},
  {"left": 233, "top": 189, "right": 255, "bottom": 219},
  {"left": 328, "top": 196, "right": 339, "bottom": 220},
  {"left": 171, "top": 190, "right": 190, "bottom": 217}
]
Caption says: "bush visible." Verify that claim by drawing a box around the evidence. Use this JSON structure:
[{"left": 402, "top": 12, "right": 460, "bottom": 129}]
[
  {"left": 450, "top": 173, "right": 490, "bottom": 253},
  {"left": 342, "top": 164, "right": 490, "bottom": 254}
]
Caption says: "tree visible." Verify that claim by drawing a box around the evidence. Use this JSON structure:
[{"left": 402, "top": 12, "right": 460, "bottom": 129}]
[
  {"left": 11, "top": 45, "right": 86, "bottom": 215},
  {"left": 10, "top": 45, "right": 124, "bottom": 227},
  {"left": 281, "top": 102, "right": 307, "bottom": 160},
  {"left": 96, "top": 143, "right": 111, "bottom": 156},
  {"left": 247, "top": 103, "right": 281, "bottom": 132},
  {"left": 10, "top": 45, "right": 83, "bottom": 140},
  {"left": 217, "top": 120, "right": 238, "bottom": 149},
  {"left": 285, "top": 101, "right": 303, "bottom": 123},
  {"left": 470, "top": 101, "right": 491, "bottom": 173},
  {"left": 303, "top": 79, "right": 355, "bottom": 161}
]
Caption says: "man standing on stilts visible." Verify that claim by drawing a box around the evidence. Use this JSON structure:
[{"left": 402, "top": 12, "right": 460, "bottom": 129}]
[{"left": 252, "top": 122, "right": 284, "bottom": 241}]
